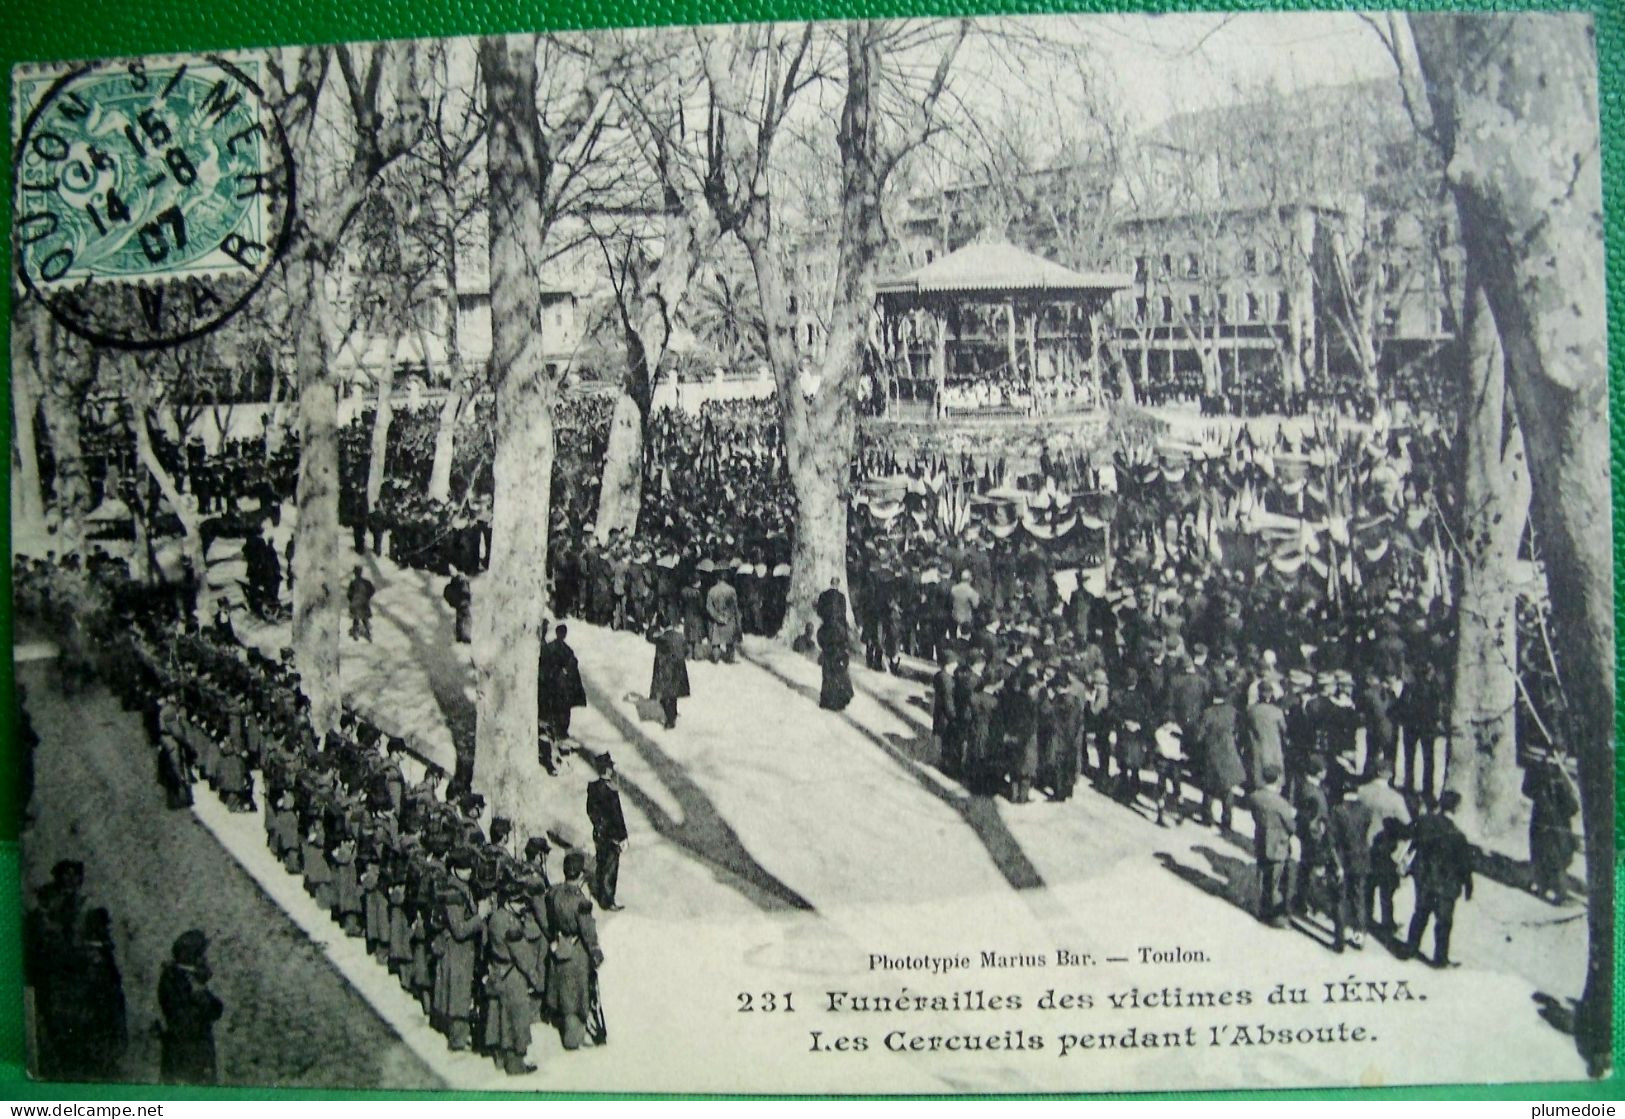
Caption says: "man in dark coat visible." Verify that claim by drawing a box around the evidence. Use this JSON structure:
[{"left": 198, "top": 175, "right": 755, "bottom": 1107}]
[
  {"left": 649, "top": 617, "right": 690, "bottom": 729},
  {"left": 1292, "top": 756, "right": 1336, "bottom": 923},
  {"left": 1331, "top": 786, "right": 1375, "bottom": 949},
  {"left": 1359, "top": 672, "right": 1401, "bottom": 780},
  {"left": 1248, "top": 765, "right": 1297, "bottom": 926},
  {"left": 1166, "top": 652, "right": 1209, "bottom": 745},
  {"left": 431, "top": 857, "right": 486, "bottom": 1050},
  {"left": 1403, "top": 790, "right": 1475, "bottom": 967},
  {"left": 1243, "top": 680, "right": 1287, "bottom": 791},
  {"left": 586, "top": 755, "right": 629, "bottom": 911},
  {"left": 546, "top": 851, "right": 605, "bottom": 1050},
  {"left": 1196, "top": 683, "right": 1244, "bottom": 832},
  {"left": 483, "top": 875, "right": 546, "bottom": 1074},
  {"left": 158, "top": 930, "right": 222, "bottom": 1085},
  {"left": 538, "top": 624, "right": 587, "bottom": 737},
  {"left": 816, "top": 596, "right": 854, "bottom": 713},
  {"left": 444, "top": 568, "right": 473, "bottom": 644},
  {"left": 1523, "top": 752, "right": 1579, "bottom": 904},
  {"left": 346, "top": 566, "right": 375, "bottom": 642},
  {"left": 930, "top": 649, "right": 959, "bottom": 769}
]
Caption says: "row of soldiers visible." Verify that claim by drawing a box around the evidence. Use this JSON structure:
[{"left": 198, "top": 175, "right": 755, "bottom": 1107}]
[{"left": 103, "top": 612, "right": 611, "bottom": 1076}]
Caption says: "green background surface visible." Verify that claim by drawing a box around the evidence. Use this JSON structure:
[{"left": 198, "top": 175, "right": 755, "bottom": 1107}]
[{"left": 0, "top": 0, "right": 1620, "bottom": 1101}]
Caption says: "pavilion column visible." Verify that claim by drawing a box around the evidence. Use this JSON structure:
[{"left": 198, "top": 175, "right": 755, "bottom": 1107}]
[
  {"left": 1024, "top": 308, "right": 1038, "bottom": 411},
  {"left": 1005, "top": 301, "right": 1018, "bottom": 382},
  {"left": 932, "top": 308, "right": 947, "bottom": 418}
]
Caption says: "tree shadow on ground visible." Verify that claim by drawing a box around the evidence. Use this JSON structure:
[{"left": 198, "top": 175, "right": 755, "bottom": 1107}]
[
  {"left": 1471, "top": 844, "right": 1587, "bottom": 906},
  {"left": 1155, "top": 846, "right": 1258, "bottom": 914},
  {"left": 364, "top": 563, "right": 477, "bottom": 781},
  {"left": 747, "top": 653, "right": 1044, "bottom": 892},
  {"left": 585, "top": 683, "right": 814, "bottom": 913},
  {"left": 1532, "top": 991, "right": 1576, "bottom": 1036}
]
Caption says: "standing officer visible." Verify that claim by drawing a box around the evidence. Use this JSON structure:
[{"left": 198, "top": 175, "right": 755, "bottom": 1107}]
[{"left": 586, "top": 755, "right": 628, "bottom": 911}]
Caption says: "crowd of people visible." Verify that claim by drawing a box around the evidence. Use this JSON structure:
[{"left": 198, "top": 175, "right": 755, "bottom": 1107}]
[
  {"left": 16, "top": 557, "right": 622, "bottom": 1080},
  {"left": 16, "top": 351, "right": 1585, "bottom": 1067}
]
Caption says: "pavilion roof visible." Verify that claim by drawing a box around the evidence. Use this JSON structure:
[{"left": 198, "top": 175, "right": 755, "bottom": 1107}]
[{"left": 877, "top": 241, "right": 1131, "bottom": 299}]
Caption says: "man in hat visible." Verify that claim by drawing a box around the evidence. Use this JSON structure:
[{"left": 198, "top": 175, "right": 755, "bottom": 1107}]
[
  {"left": 24, "top": 860, "right": 87, "bottom": 1078},
  {"left": 209, "top": 598, "right": 236, "bottom": 645},
  {"left": 158, "top": 930, "right": 223, "bottom": 1084},
  {"left": 483, "top": 871, "right": 546, "bottom": 1074},
  {"left": 1402, "top": 790, "right": 1474, "bottom": 967},
  {"left": 546, "top": 851, "right": 605, "bottom": 1050},
  {"left": 1358, "top": 671, "right": 1401, "bottom": 781},
  {"left": 432, "top": 852, "right": 488, "bottom": 1050},
  {"left": 346, "top": 565, "right": 375, "bottom": 642},
  {"left": 443, "top": 567, "right": 473, "bottom": 644},
  {"left": 538, "top": 624, "right": 587, "bottom": 739},
  {"left": 930, "top": 648, "right": 960, "bottom": 771},
  {"left": 950, "top": 569, "right": 981, "bottom": 637},
  {"left": 1248, "top": 765, "right": 1297, "bottom": 927},
  {"left": 1357, "top": 758, "right": 1412, "bottom": 933},
  {"left": 1523, "top": 750, "right": 1580, "bottom": 904},
  {"left": 706, "top": 570, "right": 741, "bottom": 663},
  {"left": 586, "top": 755, "right": 628, "bottom": 910},
  {"left": 1331, "top": 783, "right": 1375, "bottom": 949},
  {"left": 1292, "top": 757, "right": 1338, "bottom": 925},
  {"left": 1243, "top": 678, "right": 1287, "bottom": 791},
  {"left": 1196, "top": 674, "right": 1244, "bottom": 833},
  {"left": 649, "top": 615, "right": 690, "bottom": 730}
]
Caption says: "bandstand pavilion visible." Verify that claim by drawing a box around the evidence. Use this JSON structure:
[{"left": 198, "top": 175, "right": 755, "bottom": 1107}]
[{"left": 874, "top": 241, "right": 1130, "bottom": 420}]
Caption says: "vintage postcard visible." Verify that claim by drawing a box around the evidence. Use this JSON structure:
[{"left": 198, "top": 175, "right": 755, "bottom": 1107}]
[{"left": 8, "top": 10, "right": 1613, "bottom": 1094}]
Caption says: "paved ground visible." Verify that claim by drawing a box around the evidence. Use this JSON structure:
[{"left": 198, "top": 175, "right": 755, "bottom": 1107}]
[{"left": 17, "top": 657, "right": 440, "bottom": 1091}]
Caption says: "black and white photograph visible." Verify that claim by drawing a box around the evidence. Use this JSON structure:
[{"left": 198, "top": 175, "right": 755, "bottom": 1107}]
[{"left": 8, "top": 10, "right": 1613, "bottom": 1093}]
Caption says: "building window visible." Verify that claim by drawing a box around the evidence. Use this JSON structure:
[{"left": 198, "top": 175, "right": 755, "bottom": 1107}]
[
  {"left": 1440, "top": 304, "right": 1458, "bottom": 334},
  {"left": 788, "top": 294, "right": 798, "bottom": 316},
  {"left": 1134, "top": 255, "right": 1148, "bottom": 282},
  {"left": 1277, "top": 291, "right": 1290, "bottom": 321},
  {"left": 1160, "top": 295, "right": 1174, "bottom": 323},
  {"left": 1218, "top": 292, "right": 1230, "bottom": 322},
  {"left": 1135, "top": 297, "right": 1148, "bottom": 323},
  {"left": 806, "top": 323, "right": 814, "bottom": 346},
  {"left": 1246, "top": 292, "right": 1261, "bottom": 322},
  {"left": 1187, "top": 293, "right": 1201, "bottom": 319},
  {"left": 1243, "top": 247, "right": 1258, "bottom": 274},
  {"left": 1160, "top": 253, "right": 1172, "bottom": 277},
  {"left": 1184, "top": 253, "right": 1199, "bottom": 279}
]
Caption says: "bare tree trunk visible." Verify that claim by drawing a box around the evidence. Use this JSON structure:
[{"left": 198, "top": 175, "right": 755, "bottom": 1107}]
[
  {"left": 264, "top": 352, "right": 286, "bottom": 455},
  {"left": 132, "top": 383, "right": 207, "bottom": 624},
  {"left": 1411, "top": 11, "right": 1612, "bottom": 1074},
  {"left": 473, "top": 34, "right": 557, "bottom": 824},
  {"left": 595, "top": 210, "right": 710, "bottom": 540},
  {"left": 9, "top": 320, "right": 47, "bottom": 545},
  {"left": 365, "top": 367, "right": 395, "bottom": 507},
  {"left": 756, "top": 28, "right": 895, "bottom": 641},
  {"left": 38, "top": 384, "right": 90, "bottom": 556},
  {"left": 1446, "top": 279, "right": 1529, "bottom": 837},
  {"left": 594, "top": 386, "right": 645, "bottom": 540},
  {"left": 427, "top": 385, "right": 461, "bottom": 503},
  {"left": 288, "top": 254, "right": 345, "bottom": 733},
  {"left": 427, "top": 250, "right": 463, "bottom": 503}
]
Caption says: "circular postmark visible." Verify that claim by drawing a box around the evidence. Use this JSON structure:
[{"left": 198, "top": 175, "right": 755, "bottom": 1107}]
[{"left": 13, "top": 55, "right": 294, "bottom": 350}]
